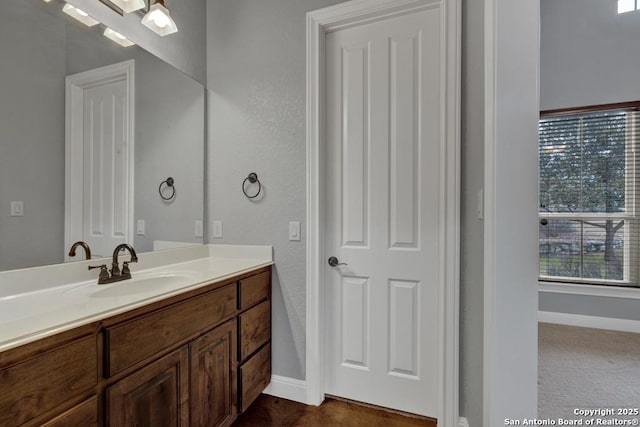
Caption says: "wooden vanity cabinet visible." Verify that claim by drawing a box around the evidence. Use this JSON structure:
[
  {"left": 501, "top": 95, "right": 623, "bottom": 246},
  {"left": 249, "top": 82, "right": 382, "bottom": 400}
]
[{"left": 0, "top": 265, "right": 271, "bottom": 427}]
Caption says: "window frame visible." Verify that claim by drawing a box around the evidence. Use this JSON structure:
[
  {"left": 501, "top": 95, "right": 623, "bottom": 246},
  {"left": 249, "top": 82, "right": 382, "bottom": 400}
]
[{"left": 539, "top": 101, "right": 640, "bottom": 288}]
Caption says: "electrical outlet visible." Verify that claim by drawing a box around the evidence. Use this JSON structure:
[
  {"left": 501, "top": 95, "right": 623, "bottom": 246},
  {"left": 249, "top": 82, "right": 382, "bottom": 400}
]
[
  {"left": 195, "top": 220, "right": 204, "bottom": 238},
  {"left": 212, "top": 220, "right": 223, "bottom": 239}
]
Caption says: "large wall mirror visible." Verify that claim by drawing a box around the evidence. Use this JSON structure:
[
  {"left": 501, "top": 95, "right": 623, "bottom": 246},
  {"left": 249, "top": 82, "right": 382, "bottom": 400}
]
[{"left": 0, "top": 0, "right": 205, "bottom": 271}]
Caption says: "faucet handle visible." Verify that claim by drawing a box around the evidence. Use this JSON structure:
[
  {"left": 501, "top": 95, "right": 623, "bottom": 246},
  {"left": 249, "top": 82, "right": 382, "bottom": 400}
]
[
  {"left": 122, "top": 261, "right": 131, "bottom": 275},
  {"left": 88, "top": 264, "right": 110, "bottom": 282}
]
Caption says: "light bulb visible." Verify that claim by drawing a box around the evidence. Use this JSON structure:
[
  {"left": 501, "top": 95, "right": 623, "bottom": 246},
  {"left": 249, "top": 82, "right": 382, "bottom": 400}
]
[
  {"left": 104, "top": 28, "right": 135, "bottom": 47},
  {"left": 110, "top": 0, "right": 146, "bottom": 14},
  {"left": 141, "top": 2, "right": 178, "bottom": 36},
  {"left": 62, "top": 4, "right": 99, "bottom": 27},
  {"left": 151, "top": 10, "right": 170, "bottom": 28}
]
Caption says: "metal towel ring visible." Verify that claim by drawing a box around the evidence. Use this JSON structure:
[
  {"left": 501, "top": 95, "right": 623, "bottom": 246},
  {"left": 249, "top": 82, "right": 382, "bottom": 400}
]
[
  {"left": 159, "top": 177, "right": 176, "bottom": 201},
  {"left": 242, "top": 172, "right": 262, "bottom": 199}
]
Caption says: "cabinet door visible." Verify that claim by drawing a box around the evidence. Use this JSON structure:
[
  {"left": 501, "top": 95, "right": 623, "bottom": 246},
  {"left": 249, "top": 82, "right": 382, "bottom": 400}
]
[
  {"left": 107, "top": 347, "right": 189, "bottom": 427},
  {"left": 190, "top": 320, "right": 237, "bottom": 427}
]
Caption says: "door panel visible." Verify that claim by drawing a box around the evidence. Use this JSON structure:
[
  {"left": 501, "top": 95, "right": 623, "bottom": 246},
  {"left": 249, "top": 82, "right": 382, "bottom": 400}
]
[
  {"left": 325, "top": 7, "right": 442, "bottom": 417},
  {"left": 82, "top": 78, "right": 129, "bottom": 257},
  {"left": 341, "top": 275, "right": 369, "bottom": 368},
  {"left": 341, "top": 44, "right": 370, "bottom": 247}
]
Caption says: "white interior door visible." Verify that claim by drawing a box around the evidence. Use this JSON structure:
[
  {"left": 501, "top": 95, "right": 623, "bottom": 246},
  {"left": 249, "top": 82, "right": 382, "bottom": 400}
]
[
  {"left": 65, "top": 61, "right": 135, "bottom": 260},
  {"left": 324, "top": 8, "right": 443, "bottom": 417},
  {"left": 82, "top": 79, "right": 129, "bottom": 257}
]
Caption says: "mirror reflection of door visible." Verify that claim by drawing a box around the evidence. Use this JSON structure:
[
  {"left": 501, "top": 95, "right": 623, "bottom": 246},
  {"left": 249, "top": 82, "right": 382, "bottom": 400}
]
[{"left": 65, "top": 61, "right": 135, "bottom": 259}]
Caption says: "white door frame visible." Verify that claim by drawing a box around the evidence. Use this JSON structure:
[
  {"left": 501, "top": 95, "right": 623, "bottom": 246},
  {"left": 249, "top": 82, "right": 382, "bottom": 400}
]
[
  {"left": 305, "top": 0, "right": 461, "bottom": 425},
  {"left": 65, "top": 60, "right": 135, "bottom": 259}
]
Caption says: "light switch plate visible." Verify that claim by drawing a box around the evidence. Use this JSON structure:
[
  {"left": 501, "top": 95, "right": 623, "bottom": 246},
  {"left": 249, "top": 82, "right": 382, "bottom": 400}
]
[
  {"left": 212, "top": 220, "right": 223, "bottom": 239},
  {"left": 10, "top": 201, "right": 24, "bottom": 217},
  {"left": 136, "top": 219, "right": 146, "bottom": 235},
  {"left": 289, "top": 221, "right": 301, "bottom": 241},
  {"left": 195, "top": 220, "right": 204, "bottom": 238}
]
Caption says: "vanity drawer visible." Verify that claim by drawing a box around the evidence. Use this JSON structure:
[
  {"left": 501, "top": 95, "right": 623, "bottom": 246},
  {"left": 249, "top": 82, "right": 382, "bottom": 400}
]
[
  {"left": 238, "top": 300, "right": 270, "bottom": 362},
  {"left": 0, "top": 336, "right": 97, "bottom": 426},
  {"left": 238, "top": 270, "right": 270, "bottom": 310},
  {"left": 239, "top": 343, "right": 271, "bottom": 413},
  {"left": 106, "top": 283, "right": 237, "bottom": 376},
  {"left": 41, "top": 396, "right": 98, "bottom": 427}
]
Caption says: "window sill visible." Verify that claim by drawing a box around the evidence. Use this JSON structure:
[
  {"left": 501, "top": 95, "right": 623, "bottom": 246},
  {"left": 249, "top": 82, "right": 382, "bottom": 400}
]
[{"left": 539, "top": 281, "right": 640, "bottom": 300}]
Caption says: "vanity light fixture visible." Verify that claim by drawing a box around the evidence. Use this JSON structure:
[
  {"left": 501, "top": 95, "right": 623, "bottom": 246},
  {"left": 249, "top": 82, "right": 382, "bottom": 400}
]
[
  {"left": 107, "top": 0, "right": 146, "bottom": 14},
  {"left": 141, "top": 0, "right": 178, "bottom": 36},
  {"left": 104, "top": 28, "right": 135, "bottom": 47},
  {"left": 62, "top": 3, "right": 99, "bottom": 27}
]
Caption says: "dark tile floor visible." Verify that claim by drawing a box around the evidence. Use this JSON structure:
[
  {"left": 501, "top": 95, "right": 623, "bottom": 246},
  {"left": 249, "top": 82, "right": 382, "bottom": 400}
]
[{"left": 233, "top": 395, "right": 437, "bottom": 427}]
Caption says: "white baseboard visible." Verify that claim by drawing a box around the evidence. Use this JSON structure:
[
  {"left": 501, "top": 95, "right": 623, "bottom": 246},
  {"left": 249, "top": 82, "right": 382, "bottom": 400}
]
[
  {"left": 264, "top": 375, "right": 469, "bottom": 425},
  {"left": 539, "top": 311, "right": 640, "bottom": 334},
  {"left": 263, "top": 375, "right": 307, "bottom": 404}
]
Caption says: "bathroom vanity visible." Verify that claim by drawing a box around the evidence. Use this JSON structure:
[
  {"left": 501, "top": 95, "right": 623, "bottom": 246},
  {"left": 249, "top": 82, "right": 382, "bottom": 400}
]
[{"left": 0, "top": 245, "right": 272, "bottom": 426}]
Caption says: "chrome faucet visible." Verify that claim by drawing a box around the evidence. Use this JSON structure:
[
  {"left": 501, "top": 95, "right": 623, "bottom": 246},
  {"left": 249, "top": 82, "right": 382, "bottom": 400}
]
[
  {"left": 68, "top": 241, "right": 92, "bottom": 260},
  {"left": 88, "top": 243, "right": 138, "bottom": 285}
]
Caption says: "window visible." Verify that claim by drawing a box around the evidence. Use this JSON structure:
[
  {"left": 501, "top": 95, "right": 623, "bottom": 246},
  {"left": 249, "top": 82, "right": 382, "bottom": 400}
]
[
  {"left": 539, "top": 102, "right": 640, "bottom": 286},
  {"left": 618, "top": 0, "right": 639, "bottom": 14}
]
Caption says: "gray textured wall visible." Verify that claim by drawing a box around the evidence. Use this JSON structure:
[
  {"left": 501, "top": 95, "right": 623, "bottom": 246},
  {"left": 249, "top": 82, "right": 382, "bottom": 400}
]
[
  {"left": 67, "top": 0, "right": 207, "bottom": 84},
  {"left": 540, "top": 0, "right": 640, "bottom": 110},
  {"left": 0, "top": 1, "right": 67, "bottom": 270},
  {"left": 206, "top": 0, "right": 348, "bottom": 381},
  {"left": 460, "top": 0, "right": 485, "bottom": 424},
  {"left": 539, "top": 0, "right": 640, "bottom": 319}
]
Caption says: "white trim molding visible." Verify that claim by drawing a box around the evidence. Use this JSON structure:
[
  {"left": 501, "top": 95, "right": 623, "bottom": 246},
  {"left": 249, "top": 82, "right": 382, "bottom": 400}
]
[
  {"left": 458, "top": 417, "right": 470, "bottom": 427},
  {"left": 483, "top": 0, "right": 540, "bottom": 425},
  {"left": 306, "top": 0, "right": 460, "bottom": 425},
  {"left": 263, "top": 375, "right": 308, "bottom": 404},
  {"left": 539, "top": 311, "right": 640, "bottom": 334},
  {"left": 65, "top": 60, "right": 135, "bottom": 258},
  {"left": 539, "top": 282, "right": 640, "bottom": 300}
]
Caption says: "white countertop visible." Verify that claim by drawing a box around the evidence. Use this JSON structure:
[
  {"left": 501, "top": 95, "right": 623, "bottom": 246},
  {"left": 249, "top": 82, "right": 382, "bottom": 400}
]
[{"left": 0, "top": 244, "right": 273, "bottom": 353}]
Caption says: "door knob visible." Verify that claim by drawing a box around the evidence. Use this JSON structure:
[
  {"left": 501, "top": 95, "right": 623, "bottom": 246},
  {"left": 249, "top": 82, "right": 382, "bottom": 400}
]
[{"left": 328, "top": 256, "right": 347, "bottom": 267}]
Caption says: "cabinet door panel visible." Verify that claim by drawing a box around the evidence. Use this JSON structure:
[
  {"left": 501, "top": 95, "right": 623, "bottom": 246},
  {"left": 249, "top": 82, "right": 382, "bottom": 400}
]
[
  {"left": 190, "top": 320, "right": 237, "bottom": 427},
  {"left": 107, "top": 347, "right": 189, "bottom": 427}
]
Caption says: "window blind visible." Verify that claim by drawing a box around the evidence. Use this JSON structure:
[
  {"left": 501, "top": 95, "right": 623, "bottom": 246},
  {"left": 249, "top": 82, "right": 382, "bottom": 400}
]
[{"left": 538, "top": 103, "right": 640, "bottom": 286}]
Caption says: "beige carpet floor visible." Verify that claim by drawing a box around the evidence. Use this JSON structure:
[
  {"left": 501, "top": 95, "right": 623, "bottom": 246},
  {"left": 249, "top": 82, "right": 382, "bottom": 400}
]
[{"left": 538, "top": 322, "right": 640, "bottom": 422}]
